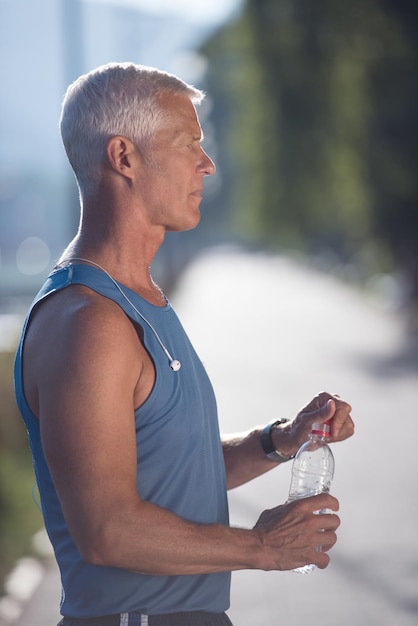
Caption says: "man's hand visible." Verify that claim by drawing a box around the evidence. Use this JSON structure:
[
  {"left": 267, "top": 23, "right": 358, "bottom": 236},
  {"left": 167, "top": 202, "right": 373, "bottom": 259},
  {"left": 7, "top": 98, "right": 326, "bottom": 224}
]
[
  {"left": 253, "top": 493, "right": 340, "bottom": 571},
  {"left": 271, "top": 391, "right": 354, "bottom": 458}
]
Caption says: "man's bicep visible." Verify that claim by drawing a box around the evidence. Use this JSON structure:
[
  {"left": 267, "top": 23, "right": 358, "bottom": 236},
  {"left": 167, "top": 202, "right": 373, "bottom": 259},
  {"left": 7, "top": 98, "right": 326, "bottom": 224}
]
[{"left": 38, "top": 310, "right": 141, "bottom": 548}]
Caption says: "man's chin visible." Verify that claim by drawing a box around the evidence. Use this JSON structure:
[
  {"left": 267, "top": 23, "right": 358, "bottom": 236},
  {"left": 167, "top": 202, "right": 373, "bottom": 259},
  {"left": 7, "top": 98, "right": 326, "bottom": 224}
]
[{"left": 167, "top": 214, "right": 201, "bottom": 233}]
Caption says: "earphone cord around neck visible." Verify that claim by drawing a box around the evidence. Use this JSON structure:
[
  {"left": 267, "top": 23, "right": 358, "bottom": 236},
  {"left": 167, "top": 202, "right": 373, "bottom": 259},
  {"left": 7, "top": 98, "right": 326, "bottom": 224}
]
[{"left": 57, "top": 257, "right": 181, "bottom": 372}]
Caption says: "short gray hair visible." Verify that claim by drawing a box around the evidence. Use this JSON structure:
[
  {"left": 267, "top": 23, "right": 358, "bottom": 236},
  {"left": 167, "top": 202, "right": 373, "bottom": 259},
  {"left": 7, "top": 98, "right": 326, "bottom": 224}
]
[{"left": 59, "top": 62, "right": 204, "bottom": 199}]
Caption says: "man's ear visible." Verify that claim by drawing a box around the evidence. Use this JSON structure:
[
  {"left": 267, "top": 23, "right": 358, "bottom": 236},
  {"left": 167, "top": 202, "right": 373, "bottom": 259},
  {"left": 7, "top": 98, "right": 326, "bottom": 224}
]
[{"left": 106, "top": 136, "right": 137, "bottom": 179}]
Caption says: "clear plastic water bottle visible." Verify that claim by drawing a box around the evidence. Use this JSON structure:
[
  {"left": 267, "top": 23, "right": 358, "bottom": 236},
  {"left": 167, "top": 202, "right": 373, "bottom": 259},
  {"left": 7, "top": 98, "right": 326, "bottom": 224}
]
[{"left": 287, "top": 420, "right": 335, "bottom": 574}]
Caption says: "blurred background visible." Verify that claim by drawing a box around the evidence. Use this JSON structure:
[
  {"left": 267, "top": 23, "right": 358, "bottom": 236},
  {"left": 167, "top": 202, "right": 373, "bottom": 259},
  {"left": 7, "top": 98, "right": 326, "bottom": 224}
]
[{"left": 0, "top": 0, "right": 417, "bottom": 624}]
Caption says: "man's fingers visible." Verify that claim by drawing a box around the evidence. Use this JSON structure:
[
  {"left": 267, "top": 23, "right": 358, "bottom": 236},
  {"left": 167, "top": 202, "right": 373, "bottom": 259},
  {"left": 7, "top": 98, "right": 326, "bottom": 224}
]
[{"left": 295, "top": 493, "right": 340, "bottom": 514}]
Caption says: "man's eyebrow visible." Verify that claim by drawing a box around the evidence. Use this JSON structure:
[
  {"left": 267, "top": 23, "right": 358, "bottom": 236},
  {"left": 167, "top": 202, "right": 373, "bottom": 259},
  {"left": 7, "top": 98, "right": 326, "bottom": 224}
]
[{"left": 172, "top": 128, "right": 204, "bottom": 143}]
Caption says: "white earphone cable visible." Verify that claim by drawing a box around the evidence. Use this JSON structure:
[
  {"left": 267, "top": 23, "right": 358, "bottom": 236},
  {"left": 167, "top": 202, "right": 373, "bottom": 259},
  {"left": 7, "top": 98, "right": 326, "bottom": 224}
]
[{"left": 57, "top": 257, "right": 181, "bottom": 371}]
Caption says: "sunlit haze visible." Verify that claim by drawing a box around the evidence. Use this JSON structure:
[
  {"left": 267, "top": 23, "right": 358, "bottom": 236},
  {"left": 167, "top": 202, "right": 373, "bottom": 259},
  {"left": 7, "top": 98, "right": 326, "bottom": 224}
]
[{"left": 85, "top": 0, "right": 243, "bottom": 24}]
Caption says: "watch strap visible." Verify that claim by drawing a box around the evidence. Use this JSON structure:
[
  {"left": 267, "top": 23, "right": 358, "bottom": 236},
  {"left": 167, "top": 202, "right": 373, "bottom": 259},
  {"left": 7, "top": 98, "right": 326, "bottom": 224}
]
[{"left": 260, "top": 419, "right": 295, "bottom": 463}]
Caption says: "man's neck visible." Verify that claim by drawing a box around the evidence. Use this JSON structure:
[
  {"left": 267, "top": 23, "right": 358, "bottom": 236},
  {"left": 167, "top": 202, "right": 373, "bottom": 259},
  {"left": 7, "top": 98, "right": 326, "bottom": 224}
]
[{"left": 58, "top": 236, "right": 167, "bottom": 307}]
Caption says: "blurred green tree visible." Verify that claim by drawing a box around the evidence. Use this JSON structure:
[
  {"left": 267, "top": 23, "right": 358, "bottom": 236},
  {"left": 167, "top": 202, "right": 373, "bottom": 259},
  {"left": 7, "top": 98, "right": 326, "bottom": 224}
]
[
  {"left": 0, "top": 350, "right": 43, "bottom": 594},
  {"left": 203, "top": 0, "right": 418, "bottom": 321}
]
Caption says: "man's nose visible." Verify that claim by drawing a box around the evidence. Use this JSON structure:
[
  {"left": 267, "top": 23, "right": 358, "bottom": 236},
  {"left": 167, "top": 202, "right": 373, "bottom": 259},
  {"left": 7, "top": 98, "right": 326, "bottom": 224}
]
[{"left": 200, "top": 148, "right": 216, "bottom": 176}]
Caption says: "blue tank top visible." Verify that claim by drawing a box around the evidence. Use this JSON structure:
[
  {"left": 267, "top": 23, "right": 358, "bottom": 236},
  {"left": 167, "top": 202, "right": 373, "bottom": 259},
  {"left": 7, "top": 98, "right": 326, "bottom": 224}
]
[{"left": 14, "top": 263, "right": 230, "bottom": 618}]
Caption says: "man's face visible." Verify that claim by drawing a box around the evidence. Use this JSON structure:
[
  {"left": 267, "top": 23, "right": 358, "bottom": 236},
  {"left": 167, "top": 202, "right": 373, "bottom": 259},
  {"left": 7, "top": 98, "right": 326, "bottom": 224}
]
[{"left": 137, "top": 92, "right": 216, "bottom": 233}]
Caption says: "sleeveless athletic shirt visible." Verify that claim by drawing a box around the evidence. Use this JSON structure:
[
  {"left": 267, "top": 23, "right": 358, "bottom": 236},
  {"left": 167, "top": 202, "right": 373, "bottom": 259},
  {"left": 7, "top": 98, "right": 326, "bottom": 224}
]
[{"left": 14, "top": 264, "right": 230, "bottom": 618}]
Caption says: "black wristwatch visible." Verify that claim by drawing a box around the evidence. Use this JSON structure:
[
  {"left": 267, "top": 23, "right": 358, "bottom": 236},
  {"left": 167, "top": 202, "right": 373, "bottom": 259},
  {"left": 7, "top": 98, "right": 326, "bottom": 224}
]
[{"left": 260, "top": 419, "right": 295, "bottom": 463}]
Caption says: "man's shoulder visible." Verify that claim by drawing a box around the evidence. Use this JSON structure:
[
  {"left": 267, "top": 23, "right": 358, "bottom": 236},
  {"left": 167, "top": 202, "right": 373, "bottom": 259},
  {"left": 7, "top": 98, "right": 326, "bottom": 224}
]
[{"left": 27, "top": 284, "right": 137, "bottom": 353}]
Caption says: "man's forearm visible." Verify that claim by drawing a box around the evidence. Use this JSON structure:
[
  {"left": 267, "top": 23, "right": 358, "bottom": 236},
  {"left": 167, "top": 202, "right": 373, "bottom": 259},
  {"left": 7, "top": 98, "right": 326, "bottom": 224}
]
[
  {"left": 79, "top": 497, "right": 264, "bottom": 575},
  {"left": 222, "top": 425, "right": 291, "bottom": 490}
]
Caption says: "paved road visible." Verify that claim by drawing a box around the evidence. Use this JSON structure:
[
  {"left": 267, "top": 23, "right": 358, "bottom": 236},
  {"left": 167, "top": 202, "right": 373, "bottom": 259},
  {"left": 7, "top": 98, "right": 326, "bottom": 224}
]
[{"left": 3, "top": 247, "right": 418, "bottom": 625}]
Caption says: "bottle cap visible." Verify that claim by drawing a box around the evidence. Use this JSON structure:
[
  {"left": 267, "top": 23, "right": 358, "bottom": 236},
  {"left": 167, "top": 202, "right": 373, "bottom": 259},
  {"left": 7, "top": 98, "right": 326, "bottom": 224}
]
[{"left": 311, "top": 420, "right": 331, "bottom": 437}]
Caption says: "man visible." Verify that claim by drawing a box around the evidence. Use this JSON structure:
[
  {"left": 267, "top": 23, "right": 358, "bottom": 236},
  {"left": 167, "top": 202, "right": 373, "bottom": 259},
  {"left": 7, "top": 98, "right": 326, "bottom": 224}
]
[{"left": 14, "top": 63, "right": 354, "bottom": 626}]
